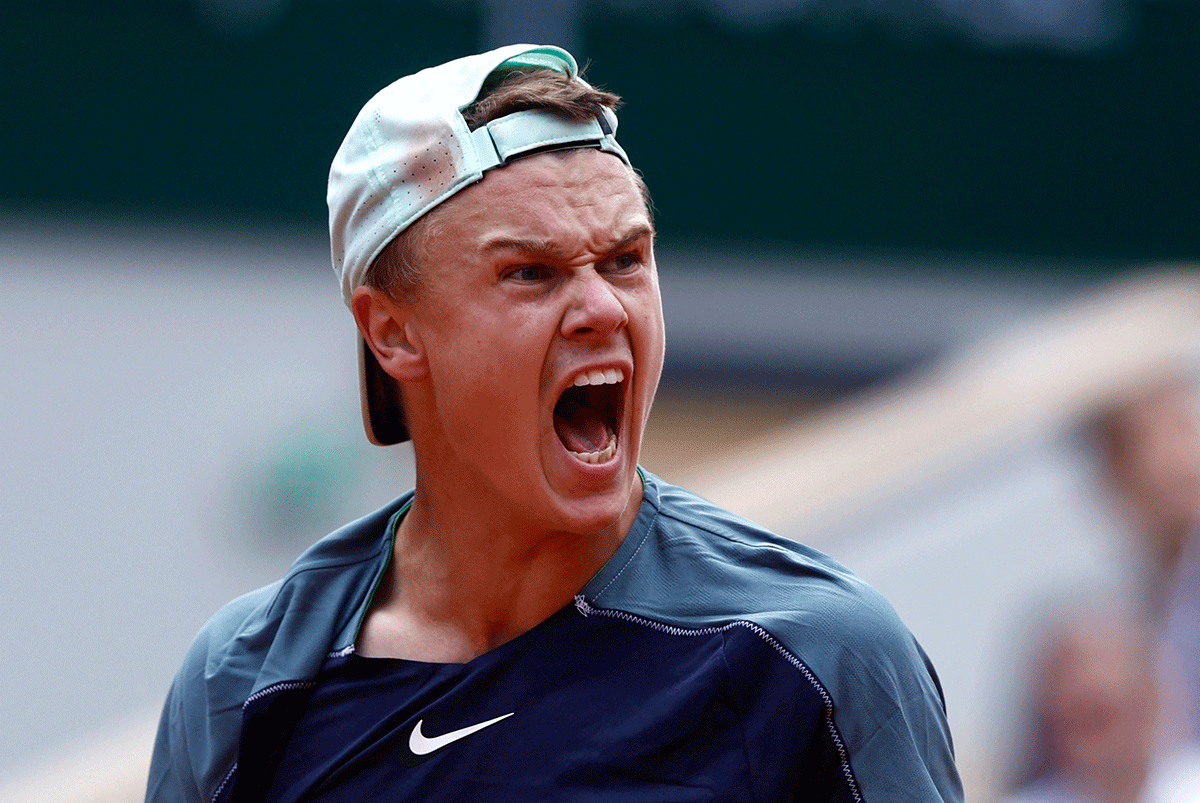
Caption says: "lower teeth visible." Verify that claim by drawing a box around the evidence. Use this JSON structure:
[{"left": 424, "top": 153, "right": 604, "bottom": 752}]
[{"left": 572, "top": 433, "right": 617, "bottom": 464}]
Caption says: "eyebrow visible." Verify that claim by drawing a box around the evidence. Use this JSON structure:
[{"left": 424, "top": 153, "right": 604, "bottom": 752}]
[
  {"left": 481, "top": 222, "right": 655, "bottom": 258},
  {"left": 608, "top": 223, "right": 656, "bottom": 253}
]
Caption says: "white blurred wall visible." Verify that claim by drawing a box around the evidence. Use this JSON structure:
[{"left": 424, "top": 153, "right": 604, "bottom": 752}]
[{"left": 0, "top": 219, "right": 414, "bottom": 781}]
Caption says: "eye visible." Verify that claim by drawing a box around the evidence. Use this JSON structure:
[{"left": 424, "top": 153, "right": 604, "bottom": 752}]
[
  {"left": 506, "top": 264, "right": 552, "bottom": 283},
  {"left": 607, "top": 252, "right": 641, "bottom": 273}
]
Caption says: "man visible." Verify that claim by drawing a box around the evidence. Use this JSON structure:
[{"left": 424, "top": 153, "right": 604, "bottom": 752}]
[
  {"left": 1000, "top": 608, "right": 1200, "bottom": 803},
  {"left": 146, "top": 44, "right": 962, "bottom": 802},
  {"left": 1095, "top": 379, "right": 1200, "bottom": 741}
]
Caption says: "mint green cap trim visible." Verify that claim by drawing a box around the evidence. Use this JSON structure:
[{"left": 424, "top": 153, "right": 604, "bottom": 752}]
[
  {"left": 472, "top": 109, "right": 631, "bottom": 171},
  {"left": 493, "top": 45, "right": 579, "bottom": 78}
]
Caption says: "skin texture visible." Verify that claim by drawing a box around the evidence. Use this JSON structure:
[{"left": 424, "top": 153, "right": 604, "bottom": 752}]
[{"left": 352, "top": 148, "right": 664, "bottom": 663}]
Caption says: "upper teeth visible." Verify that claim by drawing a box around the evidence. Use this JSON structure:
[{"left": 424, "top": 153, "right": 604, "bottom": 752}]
[{"left": 573, "top": 368, "right": 625, "bottom": 387}]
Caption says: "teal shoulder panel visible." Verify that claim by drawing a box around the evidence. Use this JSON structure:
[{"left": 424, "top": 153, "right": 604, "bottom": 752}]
[
  {"left": 584, "top": 472, "right": 963, "bottom": 802},
  {"left": 146, "top": 492, "right": 411, "bottom": 803}
]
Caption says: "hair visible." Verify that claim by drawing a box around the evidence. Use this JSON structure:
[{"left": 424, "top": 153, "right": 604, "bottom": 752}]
[{"left": 364, "top": 68, "right": 644, "bottom": 299}]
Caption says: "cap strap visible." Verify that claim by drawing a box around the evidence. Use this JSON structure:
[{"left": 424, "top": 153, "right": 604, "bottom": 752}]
[{"left": 470, "top": 109, "right": 630, "bottom": 172}]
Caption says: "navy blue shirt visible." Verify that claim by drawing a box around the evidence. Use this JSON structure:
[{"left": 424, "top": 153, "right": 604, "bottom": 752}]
[
  {"left": 265, "top": 597, "right": 851, "bottom": 802},
  {"left": 150, "top": 474, "right": 961, "bottom": 803}
]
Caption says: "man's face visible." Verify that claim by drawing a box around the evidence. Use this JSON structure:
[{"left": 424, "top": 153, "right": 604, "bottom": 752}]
[
  {"left": 402, "top": 148, "right": 664, "bottom": 535},
  {"left": 1042, "top": 620, "right": 1157, "bottom": 779},
  {"left": 1107, "top": 384, "right": 1200, "bottom": 553}
]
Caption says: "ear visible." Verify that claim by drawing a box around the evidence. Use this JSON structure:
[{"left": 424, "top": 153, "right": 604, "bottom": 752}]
[{"left": 351, "top": 286, "right": 427, "bottom": 382}]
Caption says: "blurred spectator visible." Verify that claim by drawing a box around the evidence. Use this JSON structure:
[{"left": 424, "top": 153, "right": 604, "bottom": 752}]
[
  {"left": 1002, "top": 609, "right": 1200, "bottom": 803},
  {"left": 1095, "top": 379, "right": 1200, "bottom": 740}
]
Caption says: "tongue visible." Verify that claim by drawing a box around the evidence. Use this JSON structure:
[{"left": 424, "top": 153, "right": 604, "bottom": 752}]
[{"left": 554, "top": 413, "right": 611, "bottom": 454}]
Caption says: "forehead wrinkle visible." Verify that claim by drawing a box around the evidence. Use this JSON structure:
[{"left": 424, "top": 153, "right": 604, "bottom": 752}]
[
  {"left": 480, "top": 219, "right": 654, "bottom": 260},
  {"left": 482, "top": 234, "right": 570, "bottom": 258}
]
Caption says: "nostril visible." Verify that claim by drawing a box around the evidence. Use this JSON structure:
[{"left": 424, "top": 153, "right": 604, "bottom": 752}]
[{"left": 562, "top": 278, "right": 629, "bottom": 339}]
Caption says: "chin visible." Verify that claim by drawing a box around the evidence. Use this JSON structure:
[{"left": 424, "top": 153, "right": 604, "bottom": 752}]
[{"left": 546, "top": 471, "right": 640, "bottom": 536}]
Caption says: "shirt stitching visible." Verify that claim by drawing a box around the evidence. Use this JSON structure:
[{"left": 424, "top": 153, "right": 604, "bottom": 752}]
[
  {"left": 592, "top": 489, "right": 660, "bottom": 599},
  {"left": 209, "top": 762, "right": 237, "bottom": 803},
  {"left": 572, "top": 595, "right": 864, "bottom": 803},
  {"left": 210, "top": 680, "right": 320, "bottom": 803}
]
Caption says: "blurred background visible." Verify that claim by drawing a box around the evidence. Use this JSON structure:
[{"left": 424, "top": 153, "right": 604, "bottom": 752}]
[{"left": 3, "top": 1, "right": 1199, "bottom": 801}]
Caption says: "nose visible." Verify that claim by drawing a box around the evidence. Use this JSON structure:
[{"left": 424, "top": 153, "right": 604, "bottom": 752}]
[{"left": 561, "top": 270, "right": 629, "bottom": 341}]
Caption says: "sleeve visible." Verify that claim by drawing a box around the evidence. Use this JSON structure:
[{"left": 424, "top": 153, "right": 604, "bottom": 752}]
[
  {"left": 822, "top": 603, "right": 963, "bottom": 802},
  {"left": 144, "top": 584, "right": 280, "bottom": 803},
  {"left": 145, "top": 629, "right": 216, "bottom": 803},
  {"left": 726, "top": 608, "right": 962, "bottom": 803}
]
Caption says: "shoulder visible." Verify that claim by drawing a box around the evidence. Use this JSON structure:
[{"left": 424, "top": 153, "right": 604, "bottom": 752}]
[
  {"left": 597, "top": 473, "right": 898, "bottom": 642},
  {"left": 592, "top": 473, "right": 930, "bottom": 695},
  {"left": 586, "top": 472, "right": 964, "bottom": 801},
  {"left": 147, "top": 493, "right": 411, "bottom": 803},
  {"left": 188, "top": 492, "right": 409, "bottom": 681}
]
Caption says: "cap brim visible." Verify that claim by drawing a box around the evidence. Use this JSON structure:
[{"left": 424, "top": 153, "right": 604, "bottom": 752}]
[{"left": 358, "top": 336, "right": 409, "bottom": 445}]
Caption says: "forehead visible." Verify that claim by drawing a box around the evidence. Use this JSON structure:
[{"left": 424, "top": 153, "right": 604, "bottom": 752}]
[
  {"left": 1106, "top": 384, "right": 1199, "bottom": 450},
  {"left": 425, "top": 148, "right": 652, "bottom": 256}
]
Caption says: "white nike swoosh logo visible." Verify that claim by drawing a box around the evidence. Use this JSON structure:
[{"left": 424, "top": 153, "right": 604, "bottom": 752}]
[{"left": 408, "top": 712, "right": 515, "bottom": 756}]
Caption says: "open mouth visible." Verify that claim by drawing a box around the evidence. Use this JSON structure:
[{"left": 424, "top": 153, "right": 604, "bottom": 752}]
[{"left": 553, "top": 368, "right": 626, "bottom": 465}]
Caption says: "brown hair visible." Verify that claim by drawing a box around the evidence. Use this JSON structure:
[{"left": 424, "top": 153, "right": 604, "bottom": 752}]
[{"left": 364, "top": 69, "right": 631, "bottom": 299}]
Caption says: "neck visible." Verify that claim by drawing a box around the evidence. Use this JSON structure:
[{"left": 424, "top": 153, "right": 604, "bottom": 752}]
[{"left": 356, "top": 468, "right": 642, "bottom": 663}]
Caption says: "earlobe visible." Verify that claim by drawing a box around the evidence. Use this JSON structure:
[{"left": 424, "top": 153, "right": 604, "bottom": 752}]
[{"left": 351, "top": 286, "right": 427, "bottom": 381}]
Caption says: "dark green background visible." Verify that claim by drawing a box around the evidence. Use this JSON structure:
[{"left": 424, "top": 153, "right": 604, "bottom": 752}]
[{"left": 4, "top": 1, "right": 1197, "bottom": 264}]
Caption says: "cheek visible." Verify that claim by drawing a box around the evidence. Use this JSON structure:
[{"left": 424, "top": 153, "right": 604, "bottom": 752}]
[
  {"left": 432, "top": 321, "right": 549, "bottom": 421},
  {"left": 632, "top": 301, "right": 666, "bottom": 378}
]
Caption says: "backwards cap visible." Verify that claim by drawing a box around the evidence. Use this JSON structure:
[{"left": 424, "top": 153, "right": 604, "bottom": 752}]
[{"left": 327, "top": 44, "right": 631, "bottom": 445}]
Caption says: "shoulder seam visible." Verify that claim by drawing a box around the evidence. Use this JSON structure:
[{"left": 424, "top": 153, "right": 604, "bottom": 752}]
[
  {"left": 210, "top": 761, "right": 237, "bottom": 803},
  {"left": 209, "top": 679, "right": 320, "bottom": 803},
  {"left": 243, "top": 679, "right": 318, "bottom": 709},
  {"left": 593, "top": 502, "right": 660, "bottom": 598}
]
